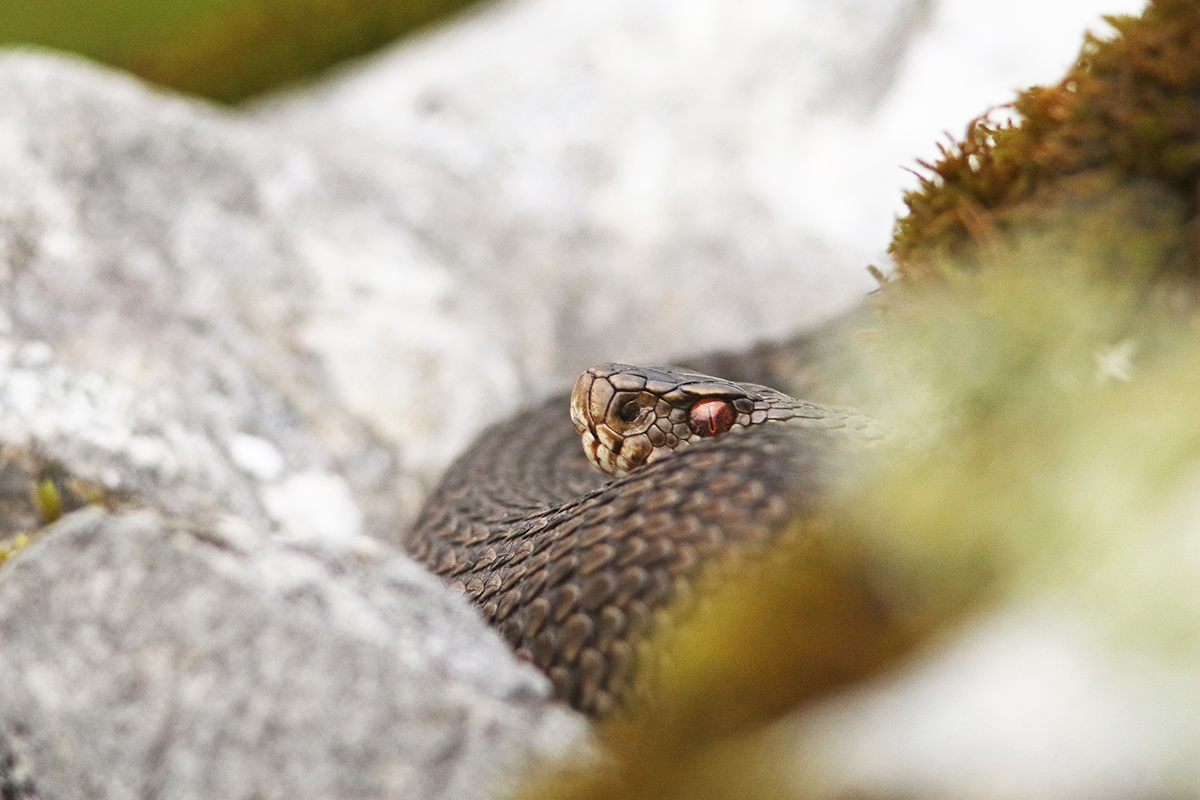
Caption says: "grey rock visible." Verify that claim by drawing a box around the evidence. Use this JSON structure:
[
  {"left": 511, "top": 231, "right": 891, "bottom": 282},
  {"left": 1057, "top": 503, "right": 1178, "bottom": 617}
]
[
  {"left": 0, "top": 509, "right": 587, "bottom": 800},
  {"left": 0, "top": 2, "right": 931, "bottom": 539},
  {"left": 783, "top": 607, "right": 1200, "bottom": 800},
  {"left": 0, "top": 51, "right": 412, "bottom": 539},
  {"left": 259, "top": 0, "right": 927, "bottom": 370}
]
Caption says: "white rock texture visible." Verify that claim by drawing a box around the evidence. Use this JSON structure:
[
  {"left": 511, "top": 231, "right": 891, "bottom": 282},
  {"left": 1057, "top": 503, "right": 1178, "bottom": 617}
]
[
  {"left": 0, "top": 53, "right": 411, "bottom": 537},
  {"left": 786, "top": 607, "right": 1200, "bottom": 799},
  {"left": 259, "top": 0, "right": 919, "bottom": 365},
  {"left": 0, "top": 509, "right": 585, "bottom": 800}
]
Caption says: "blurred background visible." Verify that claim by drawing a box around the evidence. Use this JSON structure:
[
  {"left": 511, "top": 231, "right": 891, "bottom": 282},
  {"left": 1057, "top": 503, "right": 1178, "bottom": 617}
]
[
  {"left": 0, "top": 0, "right": 1151, "bottom": 267},
  {"left": 0, "top": 0, "right": 482, "bottom": 102}
]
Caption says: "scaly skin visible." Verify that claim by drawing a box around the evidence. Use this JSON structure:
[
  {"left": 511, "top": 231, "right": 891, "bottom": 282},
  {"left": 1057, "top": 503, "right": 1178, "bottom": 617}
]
[{"left": 407, "top": 362, "right": 878, "bottom": 715}]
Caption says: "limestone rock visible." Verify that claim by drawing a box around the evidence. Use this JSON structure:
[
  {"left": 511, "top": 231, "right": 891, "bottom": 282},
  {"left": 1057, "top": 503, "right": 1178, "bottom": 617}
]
[
  {"left": 259, "top": 0, "right": 922, "bottom": 368},
  {"left": 0, "top": 52, "right": 412, "bottom": 539},
  {"left": 0, "top": 509, "right": 586, "bottom": 800}
]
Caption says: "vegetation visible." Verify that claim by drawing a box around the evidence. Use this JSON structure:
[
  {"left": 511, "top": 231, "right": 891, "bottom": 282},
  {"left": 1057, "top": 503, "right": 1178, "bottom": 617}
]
[
  {"left": 0, "top": 0, "right": 482, "bottom": 102},
  {"left": 892, "top": 0, "right": 1200, "bottom": 283},
  {"left": 0, "top": 452, "right": 122, "bottom": 567}
]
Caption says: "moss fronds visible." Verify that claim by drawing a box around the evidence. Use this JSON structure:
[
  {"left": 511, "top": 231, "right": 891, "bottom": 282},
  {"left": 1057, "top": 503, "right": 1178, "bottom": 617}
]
[
  {"left": 892, "top": 0, "right": 1200, "bottom": 281},
  {"left": 33, "top": 478, "right": 63, "bottom": 525}
]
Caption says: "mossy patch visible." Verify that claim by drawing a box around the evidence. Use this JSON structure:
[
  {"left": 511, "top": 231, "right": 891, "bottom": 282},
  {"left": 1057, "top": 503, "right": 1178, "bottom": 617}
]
[
  {"left": 0, "top": 447, "right": 126, "bottom": 567},
  {"left": 0, "top": 0, "right": 484, "bottom": 103},
  {"left": 892, "top": 0, "right": 1200, "bottom": 283}
]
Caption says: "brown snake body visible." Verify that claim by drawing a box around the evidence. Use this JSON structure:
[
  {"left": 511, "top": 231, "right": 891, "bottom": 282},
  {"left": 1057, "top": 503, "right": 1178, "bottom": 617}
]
[{"left": 406, "top": 357, "right": 878, "bottom": 716}]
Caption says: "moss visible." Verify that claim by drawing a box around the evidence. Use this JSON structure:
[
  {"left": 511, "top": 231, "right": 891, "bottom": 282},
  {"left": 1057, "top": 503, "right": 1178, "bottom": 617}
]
[
  {"left": 0, "top": 448, "right": 128, "bottom": 568},
  {"left": 0, "top": 533, "right": 30, "bottom": 567},
  {"left": 33, "top": 478, "right": 63, "bottom": 525},
  {"left": 891, "top": 0, "right": 1200, "bottom": 282},
  {"left": 0, "top": 0, "right": 485, "bottom": 104},
  {"left": 117, "top": 0, "right": 483, "bottom": 103}
]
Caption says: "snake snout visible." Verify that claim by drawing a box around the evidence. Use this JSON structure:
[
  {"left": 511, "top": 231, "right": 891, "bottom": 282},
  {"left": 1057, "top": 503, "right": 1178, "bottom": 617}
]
[
  {"left": 571, "top": 365, "right": 663, "bottom": 476},
  {"left": 569, "top": 371, "right": 596, "bottom": 437}
]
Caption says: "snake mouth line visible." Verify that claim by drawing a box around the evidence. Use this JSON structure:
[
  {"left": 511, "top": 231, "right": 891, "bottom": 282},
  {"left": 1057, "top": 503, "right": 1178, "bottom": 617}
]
[{"left": 581, "top": 429, "right": 603, "bottom": 468}]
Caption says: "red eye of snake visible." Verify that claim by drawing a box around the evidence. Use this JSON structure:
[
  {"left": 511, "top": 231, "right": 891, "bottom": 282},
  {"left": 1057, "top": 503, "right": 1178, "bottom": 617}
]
[{"left": 689, "top": 399, "right": 734, "bottom": 437}]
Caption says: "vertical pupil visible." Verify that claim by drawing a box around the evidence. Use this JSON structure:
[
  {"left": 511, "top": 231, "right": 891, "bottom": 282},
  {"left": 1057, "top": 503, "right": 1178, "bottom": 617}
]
[{"left": 689, "top": 399, "right": 734, "bottom": 437}]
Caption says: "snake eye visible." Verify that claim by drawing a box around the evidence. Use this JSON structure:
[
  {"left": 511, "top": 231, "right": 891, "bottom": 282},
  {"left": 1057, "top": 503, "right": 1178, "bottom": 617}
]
[
  {"left": 617, "top": 400, "right": 642, "bottom": 423},
  {"left": 689, "top": 399, "right": 734, "bottom": 437}
]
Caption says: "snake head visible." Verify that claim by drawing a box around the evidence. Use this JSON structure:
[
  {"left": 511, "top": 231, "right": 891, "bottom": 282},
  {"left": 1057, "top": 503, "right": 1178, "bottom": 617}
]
[
  {"left": 571, "top": 365, "right": 660, "bottom": 477},
  {"left": 570, "top": 363, "right": 792, "bottom": 478}
]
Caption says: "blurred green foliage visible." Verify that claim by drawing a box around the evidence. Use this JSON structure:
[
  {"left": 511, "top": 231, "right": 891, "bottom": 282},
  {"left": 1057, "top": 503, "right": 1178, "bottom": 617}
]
[
  {"left": 0, "top": 0, "right": 482, "bottom": 102},
  {"left": 526, "top": 237, "right": 1200, "bottom": 800}
]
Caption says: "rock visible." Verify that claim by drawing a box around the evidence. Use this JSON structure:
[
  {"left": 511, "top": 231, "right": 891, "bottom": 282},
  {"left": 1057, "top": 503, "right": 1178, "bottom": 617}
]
[
  {"left": 0, "top": 509, "right": 586, "bottom": 800},
  {"left": 259, "top": 0, "right": 919, "bottom": 364},
  {"left": 0, "top": 52, "right": 413, "bottom": 539},
  {"left": 784, "top": 606, "right": 1200, "bottom": 799}
]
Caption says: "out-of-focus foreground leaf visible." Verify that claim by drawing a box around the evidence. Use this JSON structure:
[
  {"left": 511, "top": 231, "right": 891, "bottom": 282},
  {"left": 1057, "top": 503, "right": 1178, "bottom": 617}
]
[{"left": 0, "top": 0, "right": 482, "bottom": 102}]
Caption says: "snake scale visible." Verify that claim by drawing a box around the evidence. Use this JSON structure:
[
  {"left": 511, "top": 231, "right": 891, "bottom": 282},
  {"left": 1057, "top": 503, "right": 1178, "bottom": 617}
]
[{"left": 406, "top": 334, "right": 879, "bottom": 716}]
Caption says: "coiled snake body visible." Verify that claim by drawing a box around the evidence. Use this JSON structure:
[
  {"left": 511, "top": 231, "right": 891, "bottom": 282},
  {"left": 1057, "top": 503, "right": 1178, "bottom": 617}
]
[{"left": 407, "top": 360, "right": 879, "bottom": 716}]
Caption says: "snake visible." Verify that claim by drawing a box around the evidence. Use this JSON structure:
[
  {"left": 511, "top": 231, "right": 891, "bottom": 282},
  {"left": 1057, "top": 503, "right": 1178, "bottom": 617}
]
[{"left": 406, "top": 347, "right": 881, "bottom": 717}]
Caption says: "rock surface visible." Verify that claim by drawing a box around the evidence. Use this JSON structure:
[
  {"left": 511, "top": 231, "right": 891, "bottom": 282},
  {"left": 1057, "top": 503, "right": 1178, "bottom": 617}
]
[
  {"left": 0, "top": 52, "right": 412, "bottom": 539},
  {"left": 259, "top": 0, "right": 919, "bottom": 363},
  {"left": 784, "top": 605, "right": 1200, "bottom": 799},
  {"left": 0, "top": 509, "right": 584, "bottom": 800}
]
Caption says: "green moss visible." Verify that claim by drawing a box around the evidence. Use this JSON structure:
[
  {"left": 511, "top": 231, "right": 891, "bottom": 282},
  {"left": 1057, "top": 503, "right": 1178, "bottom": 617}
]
[
  {"left": 0, "top": 0, "right": 484, "bottom": 103},
  {"left": 0, "top": 533, "right": 30, "bottom": 567},
  {"left": 117, "top": 0, "right": 484, "bottom": 102},
  {"left": 0, "top": 450, "right": 129, "bottom": 569},
  {"left": 33, "top": 477, "right": 62, "bottom": 525},
  {"left": 892, "top": 0, "right": 1200, "bottom": 282}
]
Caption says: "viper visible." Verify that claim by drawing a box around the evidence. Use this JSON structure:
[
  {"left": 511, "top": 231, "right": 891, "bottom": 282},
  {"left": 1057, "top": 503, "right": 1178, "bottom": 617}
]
[{"left": 406, "top": 328, "right": 883, "bottom": 716}]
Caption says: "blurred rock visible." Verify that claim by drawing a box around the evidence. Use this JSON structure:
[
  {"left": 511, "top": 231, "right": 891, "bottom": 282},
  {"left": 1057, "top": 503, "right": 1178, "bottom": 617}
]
[
  {"left": 785, "top": 606, "right": 1200, "bottom": 799},
  {"left": 0, "top": 44, "right": 597, "bottom": 800},
  {"left": 0, "top": 508, "right": 586, "bottom": 800},
  {"left": 259, "top": 0, "right": 919, "bottom": 372},
  {"left": 0, "top": 52, "right": 413, "bottom": 538}
]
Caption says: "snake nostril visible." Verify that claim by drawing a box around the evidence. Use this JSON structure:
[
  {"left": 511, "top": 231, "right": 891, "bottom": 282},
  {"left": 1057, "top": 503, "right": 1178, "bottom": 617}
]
[{"left": 689, "top": 399, "right": 735, "bottom": 437}]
